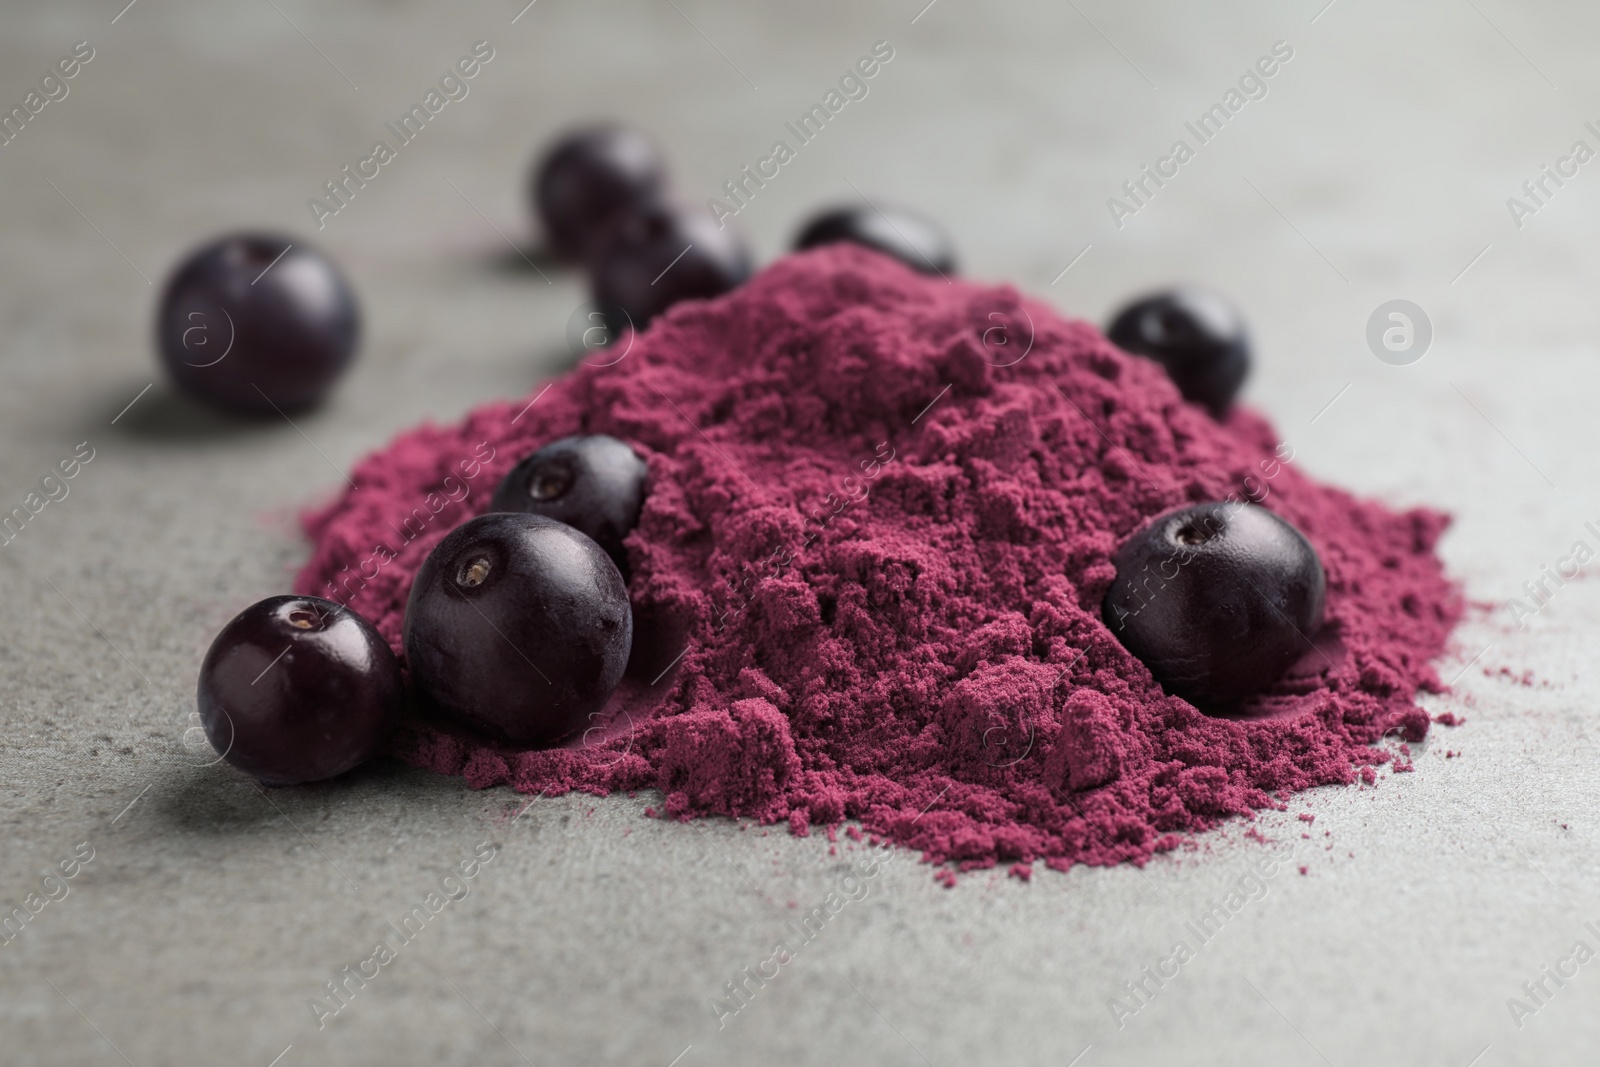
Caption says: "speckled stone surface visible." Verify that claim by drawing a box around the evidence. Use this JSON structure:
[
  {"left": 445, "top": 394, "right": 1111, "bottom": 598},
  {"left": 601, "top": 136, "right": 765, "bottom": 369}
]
[{"left": 2, "top": 1, "right": 1598, "bottom": 1064}]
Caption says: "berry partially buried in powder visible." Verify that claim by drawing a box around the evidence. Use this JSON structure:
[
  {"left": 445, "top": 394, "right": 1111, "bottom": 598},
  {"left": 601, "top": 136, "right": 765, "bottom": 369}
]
[
  {"left": 793, "top": 202, "right": 957, "bottom": 275},
  {"left": 591, "top": 201, "right": 752, "bottom": 333},
  {"left": 488, "top": 434, "right": 648, "bottom": 577},
  {"left": 534, "top": 125, "right": 669, "bottom": 260},
  {"left": 403, "top": 513, "right": 632, "bottom": 748},
  {"left": 1103, "top": 502, "right": 1326, "bottom": 709},
  {"left": 197, "top": 595, "right": 401, "bottom": 785},
  {"left": 1106, "top": 287, "right": 1249, "bottom": 419},
  {"left": 157, "top": 233, "right": 361, "bottom": 414}
]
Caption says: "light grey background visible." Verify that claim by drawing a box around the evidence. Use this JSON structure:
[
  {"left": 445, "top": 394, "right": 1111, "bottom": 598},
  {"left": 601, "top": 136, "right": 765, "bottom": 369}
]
[{"left": 1, "top": 0, "right": 1597, "bottom": 1064}]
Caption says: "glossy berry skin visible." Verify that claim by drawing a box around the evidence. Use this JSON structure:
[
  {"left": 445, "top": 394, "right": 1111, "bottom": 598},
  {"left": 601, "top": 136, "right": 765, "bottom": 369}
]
[
  {"left": 1102, "top": 502, "right": 1325, "bottom": 709},
  {"left": 488, "top": 435, "right": 648, "bottom": 577},
  {"left": 794, "top": 203, "right": 956, "bottom": 276},
  {"left": 1106, "top": 288, "right": 1249, "bottom": 419},
  {"left": 157, "top": 234, "right": 360, "bottom": 415},
  {"left": 535, "top": 125, "right": 668, "bottom": 260},
  {"left": 197, "top": 595, "right": 401, "bottom": 785},
  {"left": 403, "top": 513, "right": 633, "bottom": 748},
  {"left": 591, "top": 201, "right": 752, "bottom": 333}
]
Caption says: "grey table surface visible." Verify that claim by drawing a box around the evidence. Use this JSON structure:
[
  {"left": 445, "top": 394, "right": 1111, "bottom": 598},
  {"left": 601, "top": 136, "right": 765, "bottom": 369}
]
[{"left": 3, "top": 0, "right": 1599, "bottom": 1064}]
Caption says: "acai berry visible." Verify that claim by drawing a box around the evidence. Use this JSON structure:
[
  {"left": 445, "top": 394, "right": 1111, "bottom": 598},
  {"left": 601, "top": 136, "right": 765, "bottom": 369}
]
[
  {"left": 1102, "top": 501, "right": 1325, "bottom": 708},
  {"left": 1106, "top": 287, "right": 1249, "bottom": 419},
  {"left": 488, "top": 434, "right": 648, "bottom": 577},
  {"left": 197, "top": 595, "right": 401, "bottom": 784},
  {"left": 403, "top": 513, "right": 633, "bottom": 747}
]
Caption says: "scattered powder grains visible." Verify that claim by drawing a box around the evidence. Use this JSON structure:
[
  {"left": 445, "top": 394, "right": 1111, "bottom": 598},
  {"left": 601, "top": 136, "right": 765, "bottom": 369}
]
[{"left": 297, "top": 245, "right": 1462, "bottom": 876}]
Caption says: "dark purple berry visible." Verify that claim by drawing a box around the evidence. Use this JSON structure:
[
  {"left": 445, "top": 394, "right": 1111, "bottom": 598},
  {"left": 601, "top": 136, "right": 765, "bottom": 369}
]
[
  {"left": 1106, "top": 288, "right": 1249, "bottom": 419},
  {"left": 591, "top": 201, "right": 752, "bottom": 333},
  {"left": 488, "top": 435, "right": 647, "bottom": 577},
  {"left": 157, "top": 233, "right": 360, "bottom": 415},
  {"left": 197, "top": 595, "right": 401, "bottom": 785},
  {"left": 1102, "top": 502, "right": 1325, "bottom": 708},
  {"left": 794, "top": 202, "right": 956, "bottom": 275},
  {"left": 534, "top": 125, "right": 668, "bottom": 260},
  {"left": 403, "top": 513, "right": 632, "bottom": 747}
]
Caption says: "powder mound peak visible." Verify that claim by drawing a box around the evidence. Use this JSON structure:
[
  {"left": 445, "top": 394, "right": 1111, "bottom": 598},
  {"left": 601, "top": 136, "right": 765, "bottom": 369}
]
[{"left": 298, "top": 243, "right": 1462, "bottom": 875}]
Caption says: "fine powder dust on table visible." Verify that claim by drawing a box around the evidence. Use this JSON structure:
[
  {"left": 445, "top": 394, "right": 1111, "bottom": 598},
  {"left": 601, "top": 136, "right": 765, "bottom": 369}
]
[{"left": 296, "top": 244, "right": 1462, "bottom": 878}]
